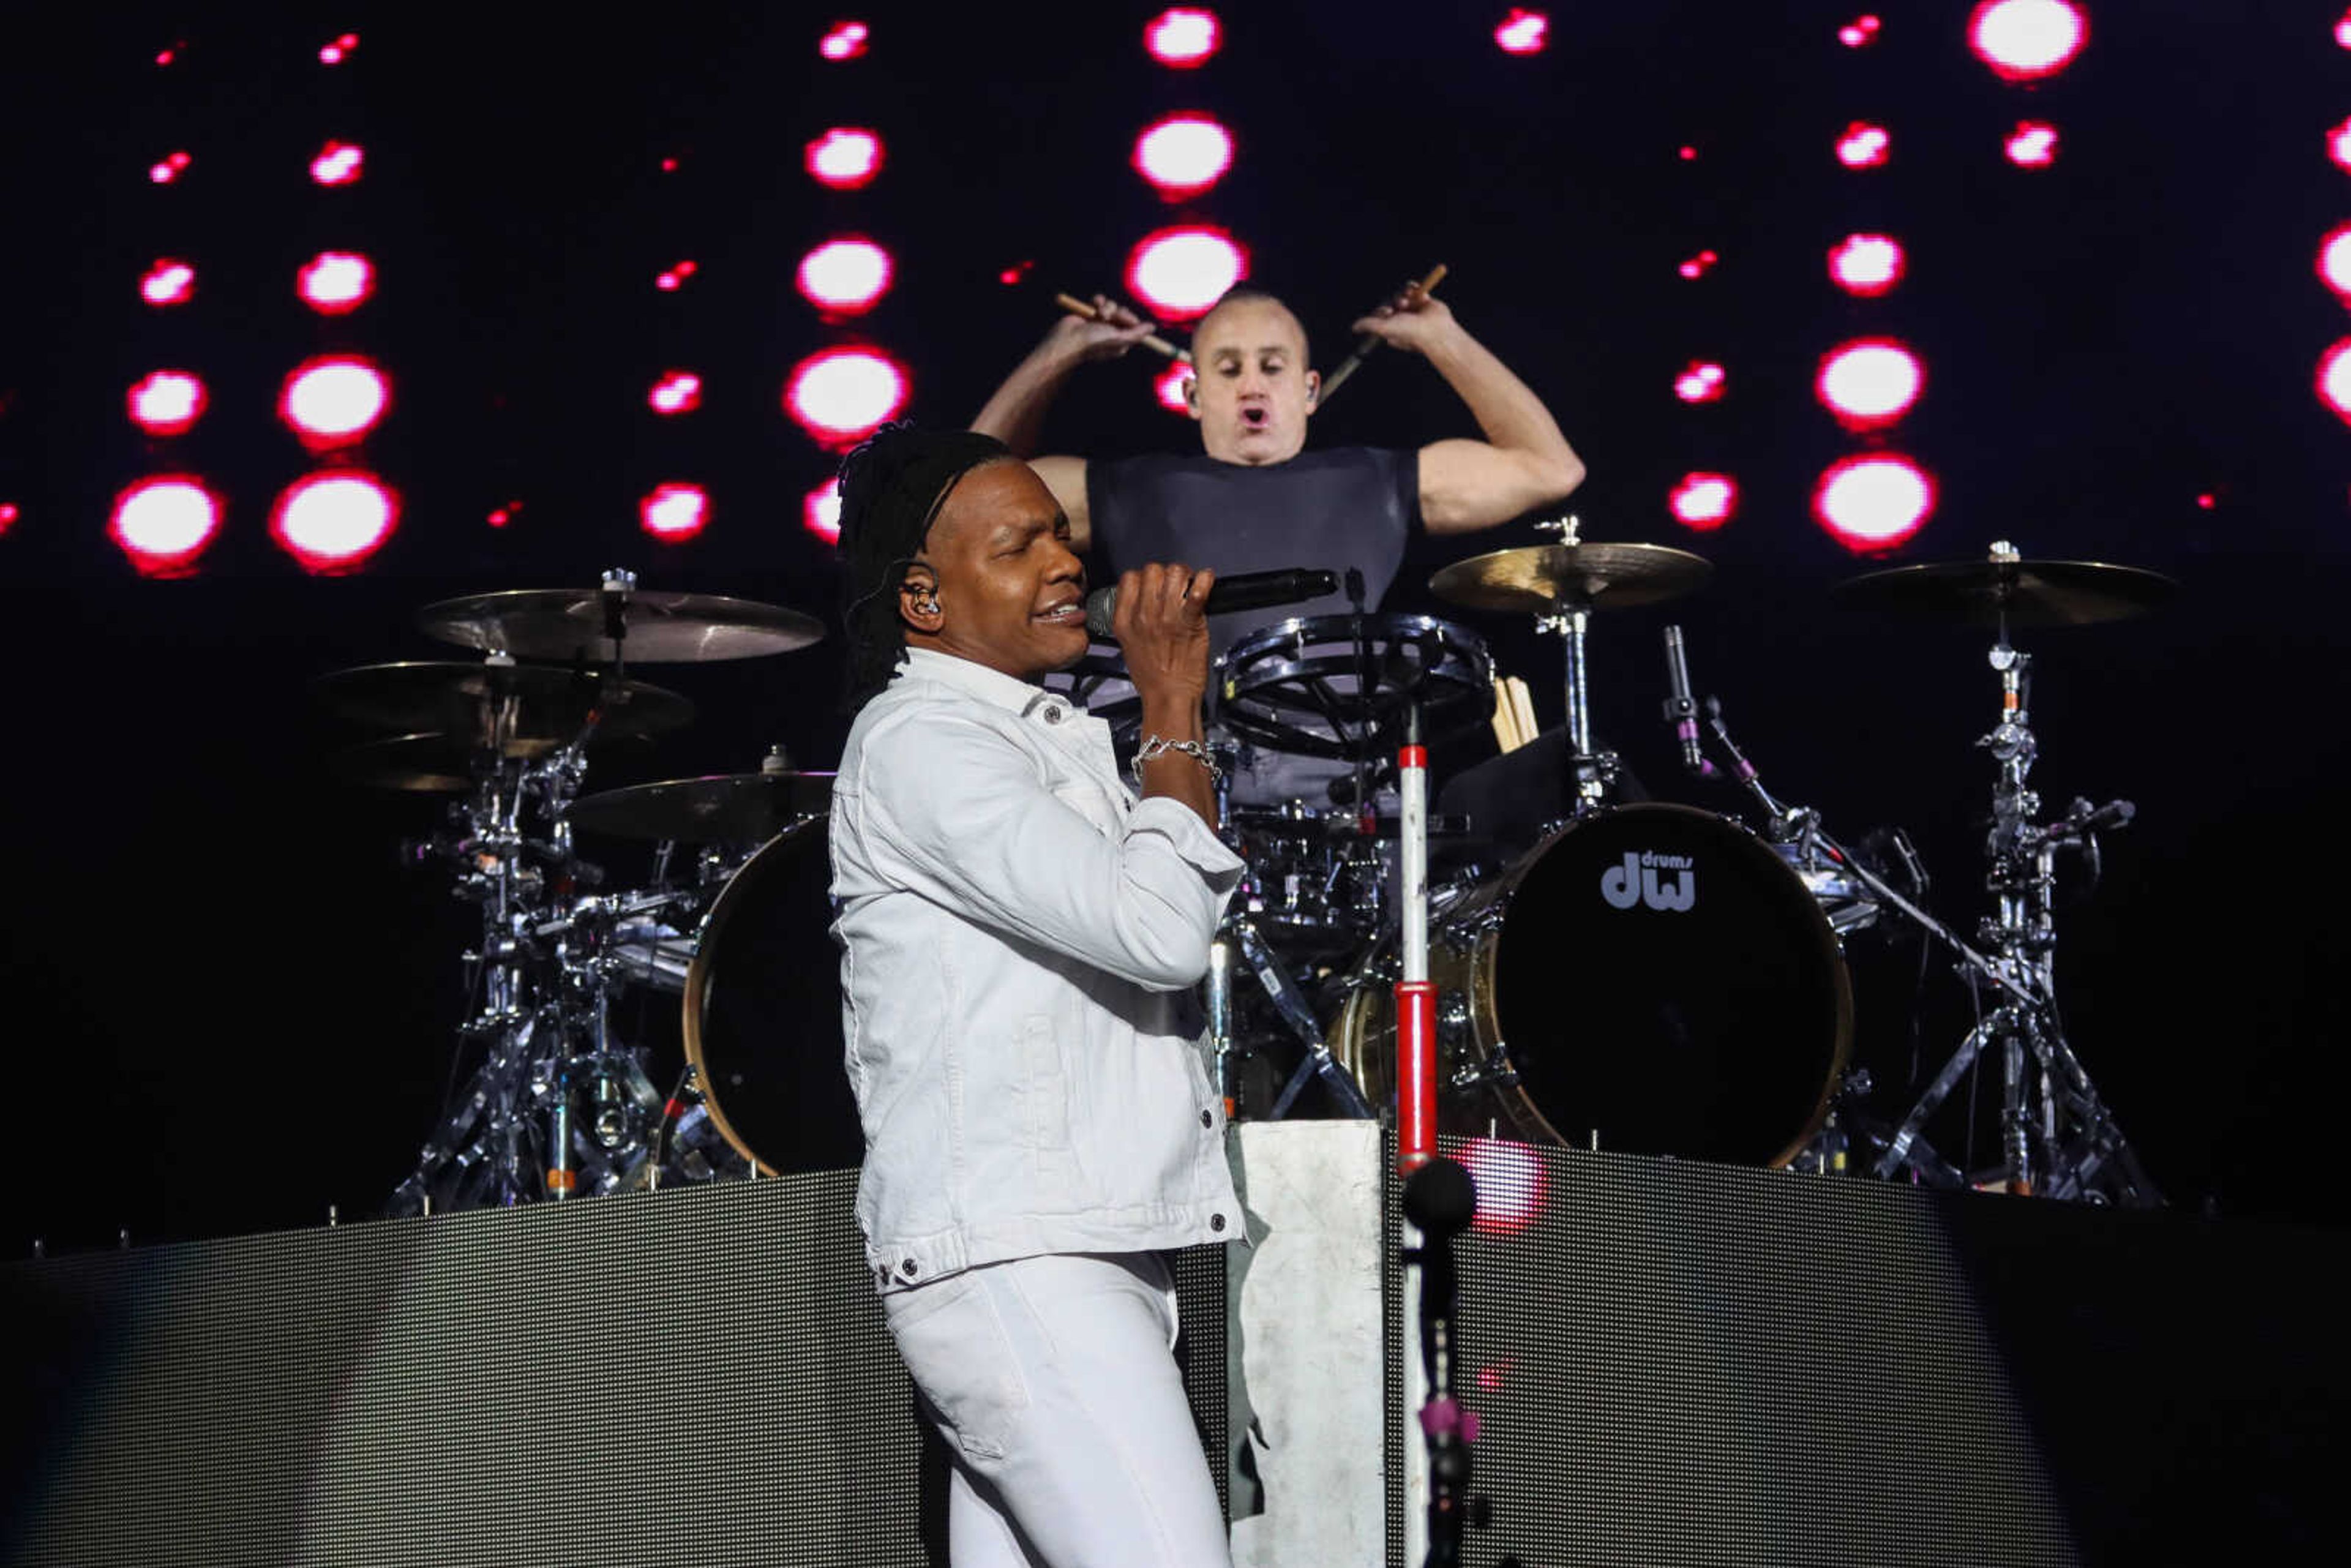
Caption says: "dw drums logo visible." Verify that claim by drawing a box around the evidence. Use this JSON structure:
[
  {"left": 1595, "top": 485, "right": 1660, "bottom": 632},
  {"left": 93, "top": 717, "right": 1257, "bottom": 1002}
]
[{"left": 1600, "top": 850, "right": 1695, "bottom": 912}]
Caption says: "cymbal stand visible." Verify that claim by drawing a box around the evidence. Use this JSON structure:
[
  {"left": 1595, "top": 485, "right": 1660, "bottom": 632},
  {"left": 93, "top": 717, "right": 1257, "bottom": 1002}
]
[
  {"left": 1530, "top": 517, "right": 1615, "bottom": 814},
  {"left": 1693, "top": 628, "right": 2154, "bottom": 1204}
]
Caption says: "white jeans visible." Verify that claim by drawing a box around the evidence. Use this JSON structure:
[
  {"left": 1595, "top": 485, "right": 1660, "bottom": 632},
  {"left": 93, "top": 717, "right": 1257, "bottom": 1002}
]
[{"left": 882, "top": 1251, "right": 1231, "bottom": 1568}]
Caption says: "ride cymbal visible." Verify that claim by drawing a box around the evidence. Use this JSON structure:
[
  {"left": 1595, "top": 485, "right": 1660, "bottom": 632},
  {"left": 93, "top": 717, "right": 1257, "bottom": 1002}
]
[
  {"left": 1832, "top": 558, "right": 2177, "bottom": 628},
  {"left": 1430, "top": 542, "right": 1712, "bottom": 613},
  {"left": 418, "top": 588, "right": 825, "bottom": 663}
]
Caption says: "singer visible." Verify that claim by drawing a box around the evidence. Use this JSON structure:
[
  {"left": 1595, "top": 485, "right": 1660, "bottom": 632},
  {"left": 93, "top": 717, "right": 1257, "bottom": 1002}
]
[
  {"left": 829, "top": 422, "right": 1245, "bottom": 1568},
  {"left": 972, "top": 283, "right": 1588, "bottom": 803}
]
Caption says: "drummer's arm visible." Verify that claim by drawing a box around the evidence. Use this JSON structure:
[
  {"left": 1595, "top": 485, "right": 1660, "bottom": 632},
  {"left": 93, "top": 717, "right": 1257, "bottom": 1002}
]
[
  {"left": 973, "top": 294, "right": 1153, "bottom": 552},
  {"left": 1350, "top": 294, "right": 1585, "bottom": 535}
]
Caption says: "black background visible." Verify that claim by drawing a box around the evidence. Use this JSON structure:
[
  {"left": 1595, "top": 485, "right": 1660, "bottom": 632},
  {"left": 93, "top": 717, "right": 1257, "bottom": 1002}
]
[{"left": 2, "top": 1, "right": 2347, "bottom": 1249}]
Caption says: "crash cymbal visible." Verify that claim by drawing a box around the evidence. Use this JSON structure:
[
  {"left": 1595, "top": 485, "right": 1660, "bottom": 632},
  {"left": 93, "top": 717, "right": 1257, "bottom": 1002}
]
[
  {"left": 418, "top": 588, "right": 825, "bottom": 663},
  {"left": 1831, "top": 558, "right": 2177, "bottom": 628},
  {"left": 328, "top": 733, "right": 542, "bottom": 793},
  {"left": 567, "top": 771, "right": 837, "bottom": 842},
  {"left": 314, "top": 662, "right": 695, "bottom": 741},
  {"left": 1430, "top": 542, "right": 1712, "bottom": 613}
]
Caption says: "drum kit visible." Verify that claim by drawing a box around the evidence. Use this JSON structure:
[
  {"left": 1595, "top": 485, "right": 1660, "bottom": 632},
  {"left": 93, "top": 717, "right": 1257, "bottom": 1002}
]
[{"left": 334, "top": 528, "right": 2170, "bottom": 1217}]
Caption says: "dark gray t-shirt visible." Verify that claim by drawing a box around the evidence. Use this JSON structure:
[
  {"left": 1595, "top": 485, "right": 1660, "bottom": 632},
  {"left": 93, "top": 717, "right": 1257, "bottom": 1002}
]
[
  {"left": 1085, "top": 446, "right": 1421, "bottom": 658},
  {"left": 1084, "top": 446, "right": 1422, "bottom": 804}
]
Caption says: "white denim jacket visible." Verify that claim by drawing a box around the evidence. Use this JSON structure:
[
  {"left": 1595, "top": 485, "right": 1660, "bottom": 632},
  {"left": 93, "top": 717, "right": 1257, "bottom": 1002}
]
[{"left": 831, "top": 648, "right": 1247, "bottom": 1292}]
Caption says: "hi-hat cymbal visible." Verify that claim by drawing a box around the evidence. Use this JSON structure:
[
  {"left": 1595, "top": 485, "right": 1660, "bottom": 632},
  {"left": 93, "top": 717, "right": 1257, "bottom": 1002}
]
[
  {"left": 1831, "top": 559, "right": 2177, "bottom": 628},
  {"left": 314, "top": 662, "right": 695, "bottom": 741},
  {"left": 568, "top": 771, "right": 837, "bottom": 842},
  {"left": 418, "top": 589, "right": 825, "bottom": 663},
  {"left": 1430, "top": 542, "right": 1713, "bottom": 613}
]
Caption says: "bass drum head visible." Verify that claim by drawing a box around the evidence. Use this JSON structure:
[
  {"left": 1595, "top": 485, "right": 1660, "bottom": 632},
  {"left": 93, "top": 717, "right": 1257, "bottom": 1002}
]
[
  {"left": 683, "top": 822, "right": 863, "bottom": 1176},
  {"left": 1493, "top": 804, "right": 1850, "bottom": 1168}
]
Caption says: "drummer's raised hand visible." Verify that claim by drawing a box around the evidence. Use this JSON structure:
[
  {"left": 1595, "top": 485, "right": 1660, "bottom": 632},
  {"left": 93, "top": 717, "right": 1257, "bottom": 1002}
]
[{"left": 1350, "top": 283, "right": 1460, "bottom": 355}]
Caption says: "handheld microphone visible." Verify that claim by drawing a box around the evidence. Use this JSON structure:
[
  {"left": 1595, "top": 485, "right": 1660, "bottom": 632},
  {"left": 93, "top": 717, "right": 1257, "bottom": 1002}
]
[
  {"left": 1085, "top": 567, "right": 1339, "bottom": 640},
  {"left": 1662, "top": 625, "right": 1710, "bottom": 776}
]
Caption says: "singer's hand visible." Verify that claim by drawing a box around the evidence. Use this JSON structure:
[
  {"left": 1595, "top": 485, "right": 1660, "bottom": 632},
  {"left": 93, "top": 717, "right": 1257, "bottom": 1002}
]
[
  {"left": 1349, "top": 285, "right": 1458, "bottom": 356},
  {"left": 1114, "top": 562, "right": 1215, "bottom": 715}
]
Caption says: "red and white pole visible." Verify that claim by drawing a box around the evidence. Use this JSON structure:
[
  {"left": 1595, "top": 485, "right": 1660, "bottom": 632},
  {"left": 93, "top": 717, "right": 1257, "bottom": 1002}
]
[{"left": 1395, "top": 708, "right": 1437, "bottom": 1173}]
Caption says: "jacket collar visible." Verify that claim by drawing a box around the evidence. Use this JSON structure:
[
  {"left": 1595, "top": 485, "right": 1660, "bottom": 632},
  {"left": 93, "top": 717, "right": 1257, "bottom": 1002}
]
[{"left": 899, "top": 647, "right": 1057, "bottom": 717}]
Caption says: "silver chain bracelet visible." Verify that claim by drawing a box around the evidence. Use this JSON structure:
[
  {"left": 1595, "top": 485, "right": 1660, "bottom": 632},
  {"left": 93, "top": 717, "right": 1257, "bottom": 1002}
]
[{"left": 1132, "top": 735, "right": 1223, "bottom": 784}]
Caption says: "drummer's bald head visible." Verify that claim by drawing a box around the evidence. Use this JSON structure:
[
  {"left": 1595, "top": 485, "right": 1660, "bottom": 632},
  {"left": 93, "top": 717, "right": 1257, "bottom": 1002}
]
[{"left": 1195, "top": 287, "right": 1311, "bottom": 366}]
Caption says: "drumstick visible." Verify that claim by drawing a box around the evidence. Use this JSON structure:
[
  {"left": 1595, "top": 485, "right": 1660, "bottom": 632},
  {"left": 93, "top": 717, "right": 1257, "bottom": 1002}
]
[
  {"left": 1054, "top": 292, "right": 1193, "bottom": 364},
  {"left": 1509, "top": 674, "right": 1539, "bottom": 749},
  {"left": 1313, "top": 263, "right": 1449, "bottom": 407},
  {"left": 1491, "top": 678, "right": 1527, "bottom": 754}
]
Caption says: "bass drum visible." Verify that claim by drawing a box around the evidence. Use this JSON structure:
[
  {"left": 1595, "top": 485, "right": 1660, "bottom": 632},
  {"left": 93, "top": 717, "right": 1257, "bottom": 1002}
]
[
  {"left": 682, "top": 820, "right": 864, "bottom": 1176},
  {"left": 1331, "top": 803, "right": 1851, "bottom": 1169}
]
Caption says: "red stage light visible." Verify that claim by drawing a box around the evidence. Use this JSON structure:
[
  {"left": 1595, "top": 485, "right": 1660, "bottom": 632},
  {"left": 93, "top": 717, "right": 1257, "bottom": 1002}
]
[
  {"left": 109, "top": 477, "right": 221, "bottom": 576},
  {"left": 149, "top": 151, "right": 192, "bottom": 184},
  {"left": 2338, "top": 9, "right": 2351, "bottom": 48},
  {"left": 310, "top": 141, "right": 364, "bottom": 186},
  {"left": 1839, "top": 14, "right": 1882, "bottom": 47},
  {"left": 655, "top": 259, "right": 699, "bottom": 292},
  {"left": 0, "top": 502, "right": 17, "bottom": 534},
  {"left": 640, "top": 483, "right": 710, "bottom": 542},
  {"left": 1673, "top": 361, "right": 1727, "bottom": 403},
  {"left": 1144, "top": 9, "right": 1221, "bottom": 68},
  {"left": 649, "top": 371, "right": 703, "bottom": 416},
  {"left": 141, "top": 258, "right": 196, "bottom": 306},
  {"left": 1813, "top": 454, "right": 1936, "bottom": 552},
  {"left": 1132, "top": 113, "right": 1234, "bottom": 201},
  {"left": 271, "top": 473, "right": 398, "bottom": 573},
  {"left": 819, "top": 21, "right": 869, "bottom": 61},
  {"left": 127, "top": 370, "right": 208, "bottom": 437},
  {"left": 1462, "top": 1138, "right": 1547, "bottom": 1237},
  {"left": 797, "top": 238, "right": 895, "bottom": 315},
  {"left": 2319, "top": 338, "right": 2351, "bottom": 423},
  {"left": 279, "top": 356, "right": 390, "bottom": 448},
  {"left": 785, "top": 348, "right": 910, "bottom": 448},
  {"left": 1828, "top": 233, "right": 1906, "bottom": 296},
  {"left": 297, "top": 251, "right": 375, "bottom": 313},
  {"left": 804, "top": 479, "right": 844, "bottom": 544},
  {"left": 2005, "top": 120, "right": 2060, "bottom": 168},
  {"left": 1836, "top": 122, "right": 1890, "bottom": 168},
  {"left": 1677, "top": 249, "right": 1719, "bottom": 279},
  {"left": 319, "top": 32, "right": 358, "bottom": 64},
  {"left": 1125, "top": 225, "right": 1247, "bottom": 321},
  {"left": 1968, "top": 0, "right": 2087, "bottom": 83},
  {"left": 1817, "top": 338, "right": 1923, "bottom": 430},
  {"left": 1494, "top": 9, "right": 1550, "bottom": 54},
  {"left": 1678, "top": 144, "right": 1699, "bottom": 161},
  {"left": 1669, "top": 472, "right": 1739, "bottom": 530},
  {"left": 2330, "top": 118, "right": 2351, "bottom": 174},
  {"left": 805, "top": 127, "right": 883, "bottom": 189},
  {"left": 1155, "top": 361, "right": 1193, "bottom": 414},
  {"left": 2319, "top": 224, "right": 2351, "bottom": 301}
]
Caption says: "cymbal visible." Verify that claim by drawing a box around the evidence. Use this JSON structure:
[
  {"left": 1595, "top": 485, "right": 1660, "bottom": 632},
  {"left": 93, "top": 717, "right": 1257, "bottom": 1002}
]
[
  {"left": 1831, "top": 559, "right": 2177, "bottom": 628},
  {"left": 1430, "top": 542, "right": 1712, "bottom": 613},
  {"left": 315, "top": 662, "right": 695, "bottom": 742},
  {"left": 568, "top": 771, "right": 837, "bottom": 842},
  {"left": 328, "top": 733, "right": 547, "bottom": 793},
  {"left": 418, "top": 589, "right": 825, "bottom": 663}
]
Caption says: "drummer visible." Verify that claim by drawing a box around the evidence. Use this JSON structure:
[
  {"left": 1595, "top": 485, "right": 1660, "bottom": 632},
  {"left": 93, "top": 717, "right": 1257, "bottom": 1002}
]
[{"left": 971, "top": 283, "right": 1586, "bottom": 800}]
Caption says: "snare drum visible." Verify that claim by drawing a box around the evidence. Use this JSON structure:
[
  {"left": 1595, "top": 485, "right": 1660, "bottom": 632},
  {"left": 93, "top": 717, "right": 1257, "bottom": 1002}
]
[{"left": 1330, "top": 803, "right": 1851, "bottom": 1168}]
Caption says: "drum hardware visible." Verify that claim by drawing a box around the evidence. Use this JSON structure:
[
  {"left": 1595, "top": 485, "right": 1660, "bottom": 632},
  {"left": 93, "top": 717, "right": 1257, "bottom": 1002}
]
[
  {"left": 1244, "top": 917, "right": 1378, "bottom": 1122},
  {"left": 1430, "top": 519, "right": 1712, "bottom": 814},
  {"left": 358, "top": 572, "right": 826, "bottom": 1214},
  {"left": 1214, "top": 611, "right": 1494, "bottom": 763},
  {"left": 1709, "top": 544, "right": 2165, "bottom": 1205}
]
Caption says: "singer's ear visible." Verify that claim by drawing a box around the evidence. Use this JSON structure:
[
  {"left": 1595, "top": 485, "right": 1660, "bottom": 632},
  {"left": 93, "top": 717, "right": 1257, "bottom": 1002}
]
[
  {"left": 898, "top": 565, "right": 944, "bottom": 634},
  {"left": 1303, "top": 369, "right": 1321, "bottom": 409}
]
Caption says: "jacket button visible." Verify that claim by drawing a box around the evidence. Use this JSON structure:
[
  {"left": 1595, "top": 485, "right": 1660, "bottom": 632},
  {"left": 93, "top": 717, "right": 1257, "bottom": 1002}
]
[
  {"left": 1042, "top": 704, "right": 1064, "bottom": 724},
  {"left": 1209, "top": 1214, "right": 1226, "bottom": 1232},
  {"left": 901, "top": 1259, "right": 919, "bottom": 1278},
  {"left": 1200, "top": 1109, "right": 1214, "bottom": 1128}
]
